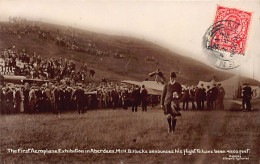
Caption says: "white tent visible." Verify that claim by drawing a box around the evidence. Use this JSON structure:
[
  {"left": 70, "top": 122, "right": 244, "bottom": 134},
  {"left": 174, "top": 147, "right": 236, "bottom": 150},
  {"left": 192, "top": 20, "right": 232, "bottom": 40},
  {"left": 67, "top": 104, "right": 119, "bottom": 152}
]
[
  {"left": 197, "top": 76, "right": 242, "bottom": 99},
  {"left": 197, "top": 76, "right": 260, "bottom": 99},
  {"left": 219, "top": 76, "right": 242, "bottom": 99}
]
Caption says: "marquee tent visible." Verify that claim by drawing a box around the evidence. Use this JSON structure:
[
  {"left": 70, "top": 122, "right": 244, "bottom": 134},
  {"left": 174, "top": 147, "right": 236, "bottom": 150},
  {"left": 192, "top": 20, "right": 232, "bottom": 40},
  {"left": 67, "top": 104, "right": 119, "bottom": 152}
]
[{"left": 197, "top": 76, "right": 260, "bottom": 99}]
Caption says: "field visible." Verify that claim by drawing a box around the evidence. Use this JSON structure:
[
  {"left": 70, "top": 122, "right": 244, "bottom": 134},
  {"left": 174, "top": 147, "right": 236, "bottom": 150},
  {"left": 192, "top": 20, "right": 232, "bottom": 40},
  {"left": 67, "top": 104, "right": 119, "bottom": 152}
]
[{"left": 0, "top": 107, "right": 259, "bottom": 163}]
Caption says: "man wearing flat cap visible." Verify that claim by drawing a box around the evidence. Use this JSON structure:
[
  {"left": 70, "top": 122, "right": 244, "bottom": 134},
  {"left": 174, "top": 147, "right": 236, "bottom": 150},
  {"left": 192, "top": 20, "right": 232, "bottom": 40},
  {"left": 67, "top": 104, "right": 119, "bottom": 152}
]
[{"left": 161, "top": 71, "right": 182, "bottom": 133}]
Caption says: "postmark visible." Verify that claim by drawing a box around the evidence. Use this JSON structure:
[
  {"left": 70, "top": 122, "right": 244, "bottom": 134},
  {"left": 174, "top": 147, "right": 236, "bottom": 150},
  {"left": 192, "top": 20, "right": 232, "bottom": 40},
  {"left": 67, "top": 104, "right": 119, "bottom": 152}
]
[{"left": 203, "top": 6, "right": 252, "bottom": 70}]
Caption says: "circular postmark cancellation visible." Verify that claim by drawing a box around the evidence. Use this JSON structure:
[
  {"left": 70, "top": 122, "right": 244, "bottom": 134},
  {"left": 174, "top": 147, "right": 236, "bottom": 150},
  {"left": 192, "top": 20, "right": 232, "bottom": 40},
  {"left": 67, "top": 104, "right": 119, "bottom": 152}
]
[{"left": 203, "top": 6, "right": 252, "bottom": 70}]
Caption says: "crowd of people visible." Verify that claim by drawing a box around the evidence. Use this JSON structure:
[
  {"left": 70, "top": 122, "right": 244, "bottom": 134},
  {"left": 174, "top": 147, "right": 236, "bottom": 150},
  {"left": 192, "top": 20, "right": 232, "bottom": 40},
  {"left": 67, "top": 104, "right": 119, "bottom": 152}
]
[
  {"left": 0, "top": 81, "right": 157, "bottom": 115},
  {"left": 0, "top": 73, "right": 254, "bottom": 115},
  {"left": 181, "top": 83, "right": 225, "bottom": 111},
  {"left": 0, "top": 17, "right": 131, "bottom": 61},
  {"left": 145, "top": 56, "right": 159, "bottom": 65},
  {"left": 0, "top": 47, "right": 96, "bottom": 82},
  {"left": 180, "top": 82, "right": 253, "bottom": 111}
]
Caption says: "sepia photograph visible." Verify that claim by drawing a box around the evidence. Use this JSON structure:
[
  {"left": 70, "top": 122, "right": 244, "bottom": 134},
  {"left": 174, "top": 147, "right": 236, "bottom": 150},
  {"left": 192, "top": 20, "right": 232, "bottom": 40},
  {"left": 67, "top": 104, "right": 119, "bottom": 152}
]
[{"left": 0, "top": 0, "right": 259, "bottom": 163}]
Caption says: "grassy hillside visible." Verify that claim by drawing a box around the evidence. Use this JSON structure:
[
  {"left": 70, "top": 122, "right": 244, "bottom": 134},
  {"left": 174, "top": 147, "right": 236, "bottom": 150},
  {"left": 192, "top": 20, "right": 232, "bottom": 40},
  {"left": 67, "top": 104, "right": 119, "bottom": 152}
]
[{"left": 0, "top": 21, "right": 259, "bottom": 85}]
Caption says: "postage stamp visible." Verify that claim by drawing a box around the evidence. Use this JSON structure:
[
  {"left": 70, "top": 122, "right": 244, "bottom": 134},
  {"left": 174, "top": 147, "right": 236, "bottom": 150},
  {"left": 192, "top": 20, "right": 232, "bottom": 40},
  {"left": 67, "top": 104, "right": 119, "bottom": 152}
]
[{"left": 203, "top": 6, "right": 252, "bottom": 70}]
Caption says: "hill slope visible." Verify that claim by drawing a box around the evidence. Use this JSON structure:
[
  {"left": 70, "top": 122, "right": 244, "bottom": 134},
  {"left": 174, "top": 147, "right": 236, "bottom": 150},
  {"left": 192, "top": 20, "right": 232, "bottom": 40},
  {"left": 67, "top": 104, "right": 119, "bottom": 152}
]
[{"left": 0, "top": 21, "right": 258, "bottom": 85}]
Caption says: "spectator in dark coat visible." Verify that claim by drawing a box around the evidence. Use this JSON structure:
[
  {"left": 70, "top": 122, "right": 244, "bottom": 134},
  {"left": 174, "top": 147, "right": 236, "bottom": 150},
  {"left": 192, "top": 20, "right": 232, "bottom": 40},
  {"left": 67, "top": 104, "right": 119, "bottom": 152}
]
[
  {"left": 23, "top": 83, "right": 30, "bottom": 113},
  {"left": 73, "top": 86, "right": 85, "bottom": 114},
  {"left": 206, "top": 85, "right": 213, "bottom": 110},
  {"left": 200, "top": 84, "right": 206, "bottom": 110},
  {"left": 182, "top": 85, "right": 189, "bottom": 110},
  {"left": 242, "top": 83, "right": 252, "bottom": 111},
  {"left": 122, "top": 88, "right": 130, "bottom": 110},
  {"left": 101, "top": 77, "right": 107, "bottom": 83},
  {"left": 64, "top": 87, "right": 72, "bottom": 110},
  {"left": 111, "top": 89, "right": 119, "bottom": 110},
  {"left": 189, "top": 85, "right": 196, "bottom": 110},
  {"left": 5, "top": 87, "right": 14, "bottom": 114},
  {"left": 131, "top": 85, "right": 140, "bottom": 112},
  {"left": 34, "top": 86, "right": 42, "bottom": 112},
  {"left": 89, "top": 68, "right": 95, "bottom": 78},
  {"left": 54, "top": 86, "right": 62, "bottom": 114},
  {"left": 217, "top": 83, "right": 225, "bottom": 110},
  {"left": 14, "top": 86, "right": 22, "bottom": 113},
  {"left": 195, "top": 86, "right": 201, "bottom": 110},
  {"left": 211, "top": 84, "right": 218, "bottom": 110},
  {"left": 140, "top": 85, "right": 148, "bottom": 112}
]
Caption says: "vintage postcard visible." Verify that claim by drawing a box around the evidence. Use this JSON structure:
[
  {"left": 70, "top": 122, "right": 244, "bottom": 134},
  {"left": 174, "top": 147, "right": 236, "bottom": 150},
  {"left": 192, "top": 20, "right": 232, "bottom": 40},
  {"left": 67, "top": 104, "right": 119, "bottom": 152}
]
[{"left": 0, "top": 0, "right": 259, "bottom": 163}]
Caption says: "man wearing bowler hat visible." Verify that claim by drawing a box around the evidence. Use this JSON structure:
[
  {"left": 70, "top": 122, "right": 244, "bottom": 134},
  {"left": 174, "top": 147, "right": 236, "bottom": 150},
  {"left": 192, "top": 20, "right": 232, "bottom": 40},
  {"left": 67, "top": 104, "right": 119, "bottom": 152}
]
[{"left": 161, "top": 71, "right": 182, "bottom": 133}]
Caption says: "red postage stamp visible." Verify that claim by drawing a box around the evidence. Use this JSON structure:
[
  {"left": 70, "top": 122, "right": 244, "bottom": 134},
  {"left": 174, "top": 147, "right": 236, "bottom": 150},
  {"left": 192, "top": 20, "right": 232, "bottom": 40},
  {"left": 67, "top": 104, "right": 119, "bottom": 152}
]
[
  {"left": 204, "top": 6, "right": 252, "bottom": 69},
  {"left": 209, "top": 6, "right": 252, "bottom": 55}
]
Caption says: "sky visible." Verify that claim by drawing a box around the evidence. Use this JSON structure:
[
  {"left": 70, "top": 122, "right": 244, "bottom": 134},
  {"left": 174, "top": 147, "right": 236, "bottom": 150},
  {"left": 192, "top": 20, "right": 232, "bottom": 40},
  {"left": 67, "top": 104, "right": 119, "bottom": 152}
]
[{"left": 0, "top": 0, "right": 259, "bottom": 81}]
